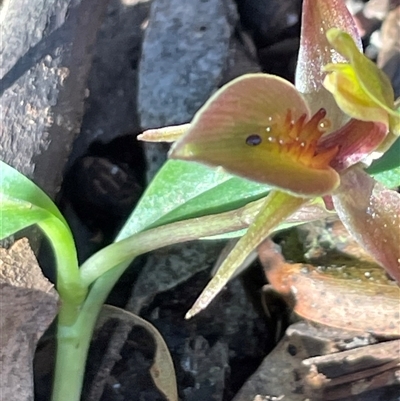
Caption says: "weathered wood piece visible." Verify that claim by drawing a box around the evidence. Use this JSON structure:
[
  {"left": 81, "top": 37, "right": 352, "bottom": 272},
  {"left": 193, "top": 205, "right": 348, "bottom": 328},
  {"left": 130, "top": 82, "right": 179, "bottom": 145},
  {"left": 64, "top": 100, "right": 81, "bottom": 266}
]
[
  {"left": 0, "top": 0, "right": 108, "bottom": 199},
  {"left": 301, "top": 340, "right": 400, "bottom": 399},
  {"left": 233, "top": 322, "right": 400, "bottom": 401},
  {"left": 0, "top": 239, "right": 59, "bottom": 401}
]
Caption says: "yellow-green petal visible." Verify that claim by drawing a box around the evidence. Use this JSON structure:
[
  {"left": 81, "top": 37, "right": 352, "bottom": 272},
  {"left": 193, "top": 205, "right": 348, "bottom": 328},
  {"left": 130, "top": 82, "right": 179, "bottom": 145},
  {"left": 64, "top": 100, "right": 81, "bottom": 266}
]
[
  {"left": 185, "top": 190, "right": 308, "bottom": 318},
  {"left": 324, "top": 28, "right": 398, "bottom": 127},
  {"left": 364, "top": 98, "right": 400, "bottom": 156},
  {"left": 323, "top": 63, "right": 390, "bottom": 127}
]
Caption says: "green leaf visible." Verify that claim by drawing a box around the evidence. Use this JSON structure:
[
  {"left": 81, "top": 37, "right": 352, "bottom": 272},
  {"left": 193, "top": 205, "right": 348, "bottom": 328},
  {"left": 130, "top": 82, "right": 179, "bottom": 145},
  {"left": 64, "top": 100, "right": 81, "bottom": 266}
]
[
  {"left": 371, "top": 167, "right": 400, "bottom": 188},
  {"left": 0, "top": 161, "right": 85, "bottom": 323},
  {"left": 0, "top": 160, "right": 72, "bottom": 241},
  {"left": 0, "top": 160, "right": 67, "bottom": 225},
  {"left": 0, "top": 195, "right": 53, "bottom": 239},
  {"left": 367, "top": 137, "right": 400, "bottom": 174},
  {"left": 0, "top": 160, "right": 65, "bottom": 239},
  {"left": 116, "top": 159, "right": 270, "bottom": 240}
]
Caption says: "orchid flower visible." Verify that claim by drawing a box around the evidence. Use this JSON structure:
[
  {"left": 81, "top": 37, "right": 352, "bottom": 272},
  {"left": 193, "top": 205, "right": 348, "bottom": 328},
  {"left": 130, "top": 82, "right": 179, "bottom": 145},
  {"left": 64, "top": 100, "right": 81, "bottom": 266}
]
[{"left": 140, "top": 0, "right": 400, "bottom": 318}]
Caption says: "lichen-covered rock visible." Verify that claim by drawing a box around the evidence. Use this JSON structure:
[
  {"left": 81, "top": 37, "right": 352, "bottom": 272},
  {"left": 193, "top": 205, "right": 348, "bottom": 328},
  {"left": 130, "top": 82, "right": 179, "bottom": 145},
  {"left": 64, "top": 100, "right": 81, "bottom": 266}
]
[{"left": 0, "top": 0, "right": 107, "bottom": 199}]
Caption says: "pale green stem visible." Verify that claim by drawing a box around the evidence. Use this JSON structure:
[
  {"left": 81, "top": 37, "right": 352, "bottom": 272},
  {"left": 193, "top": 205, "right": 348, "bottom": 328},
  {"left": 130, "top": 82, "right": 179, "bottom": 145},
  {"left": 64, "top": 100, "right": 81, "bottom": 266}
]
[
  {"left": 52, "top": 192, "right": 307, "bottom": 401},
  {"left": 51, "top": 199, "right": 264, "bottom": 401},
  {"left": 51, "top": 263, "right": 127, "bottom": 401},
  {"left": 79, "top": 197, "right": 267, "bottom": 287},
  {"left": 39, "top": 218, "right": 86, "bottom": 325}
]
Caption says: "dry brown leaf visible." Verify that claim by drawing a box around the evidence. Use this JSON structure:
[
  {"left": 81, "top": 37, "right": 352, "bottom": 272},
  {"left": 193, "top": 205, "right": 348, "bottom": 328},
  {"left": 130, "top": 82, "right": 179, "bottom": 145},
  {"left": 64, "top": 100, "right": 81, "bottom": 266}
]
[
  {"left": 97, "top": 305, "right": 178, "bottom": 401},
  {"left": 259, "top": 238, "right": 400, "bottom": 336}
]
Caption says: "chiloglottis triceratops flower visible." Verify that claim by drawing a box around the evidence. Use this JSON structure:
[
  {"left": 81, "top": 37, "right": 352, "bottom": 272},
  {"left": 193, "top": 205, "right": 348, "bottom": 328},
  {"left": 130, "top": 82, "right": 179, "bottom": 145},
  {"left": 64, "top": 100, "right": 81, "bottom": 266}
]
[{"left": 139, "top": 0, "right": 400, "bottom": 318}]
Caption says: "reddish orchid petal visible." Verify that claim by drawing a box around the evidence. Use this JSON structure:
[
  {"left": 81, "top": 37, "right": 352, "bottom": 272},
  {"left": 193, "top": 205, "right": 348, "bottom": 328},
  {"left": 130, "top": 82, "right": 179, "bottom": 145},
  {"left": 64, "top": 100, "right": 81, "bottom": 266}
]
[
  {"left": 260, "top": 239, "right": 400, "bottom": 336},
  {"left": 296, "top": 0, "right": 361, "bottom": 94},
  {"left": 170, "top": 74, "right": 340, "bottom": 197},
  {"left": 318, "top": 119, "right": 387, "bottom": 171},
  {"left": 332, "top": 168, "right": 400, "bottom": 283},
  {"left": 296, "top": 0, "right": 362, "bottom": 132}
]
